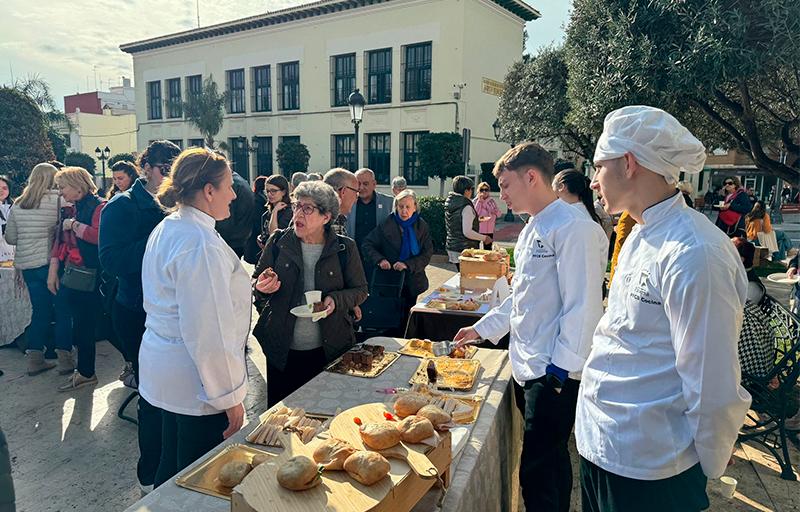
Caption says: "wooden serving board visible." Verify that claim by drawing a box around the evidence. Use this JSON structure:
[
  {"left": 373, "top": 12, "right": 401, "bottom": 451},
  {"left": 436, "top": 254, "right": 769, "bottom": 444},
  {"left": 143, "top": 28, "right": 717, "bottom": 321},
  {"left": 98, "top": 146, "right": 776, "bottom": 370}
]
[{"left": 232, "top": 403, "right": 450, "bottom": 512}]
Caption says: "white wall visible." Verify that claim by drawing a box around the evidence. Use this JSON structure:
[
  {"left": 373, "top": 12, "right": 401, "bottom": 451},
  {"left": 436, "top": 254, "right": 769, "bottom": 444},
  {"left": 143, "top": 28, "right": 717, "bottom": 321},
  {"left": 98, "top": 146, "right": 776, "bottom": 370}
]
[{"left": 129, "top": 0, "right": 528, "bottom": 199}]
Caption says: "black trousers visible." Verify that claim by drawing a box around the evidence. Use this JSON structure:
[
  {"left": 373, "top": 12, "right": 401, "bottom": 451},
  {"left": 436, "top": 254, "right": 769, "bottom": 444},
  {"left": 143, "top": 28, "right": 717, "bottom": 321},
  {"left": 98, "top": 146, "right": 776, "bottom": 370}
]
[
  {"left": 66, "top": 287, "right": 101, "bottom": 378},
  {"left": 520, "top": 376, "right": 580, "bottom": 512},
  {"left": 266, "top": 348, "right": 327, "bottom": 408},
  {"left": 111, "top": 302, "right": 146, "bottom": 375},
  {"left": 0, "top": 424, "right": 14, "bottom": 512},
  {"left": 110, "top": 302, "right": 162, "bottom": 486},
  {"left": 580, "top": 457, "right": 709, "bottom": 512},
  {"left": 154, "top": 410, "right": 228, "bottom": 487}
]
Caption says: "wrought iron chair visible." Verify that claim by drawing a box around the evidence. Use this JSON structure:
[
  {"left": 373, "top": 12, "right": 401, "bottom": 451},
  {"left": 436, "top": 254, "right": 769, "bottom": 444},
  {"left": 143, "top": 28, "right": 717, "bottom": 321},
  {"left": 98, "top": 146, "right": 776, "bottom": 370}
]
[{"left": 738, "top": 293, "right": 800, "bottom": 480}]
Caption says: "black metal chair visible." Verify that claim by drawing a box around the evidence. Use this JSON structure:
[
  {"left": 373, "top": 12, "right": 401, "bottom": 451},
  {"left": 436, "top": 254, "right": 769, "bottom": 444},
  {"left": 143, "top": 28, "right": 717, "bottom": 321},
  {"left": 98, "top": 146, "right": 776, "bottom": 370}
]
[
  {"left": 357, "top": 268, "right": 406, "bottom": 337},
  {"left": 117, "top": 390, "right": 139, "bottom": 426},
  {"left": 738, "top": 293, "right": 800, "bottom": 480}
]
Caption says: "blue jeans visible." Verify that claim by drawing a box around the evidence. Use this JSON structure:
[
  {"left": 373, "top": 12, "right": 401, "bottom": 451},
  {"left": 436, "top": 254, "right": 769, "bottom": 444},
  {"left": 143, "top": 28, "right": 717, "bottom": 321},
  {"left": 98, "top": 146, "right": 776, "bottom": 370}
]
[
  {"left": 21, "top": 265, "right": 73, "bottom": 352},
  {"left": 775, "top": 230, "right": 793, "bottom": 261}
]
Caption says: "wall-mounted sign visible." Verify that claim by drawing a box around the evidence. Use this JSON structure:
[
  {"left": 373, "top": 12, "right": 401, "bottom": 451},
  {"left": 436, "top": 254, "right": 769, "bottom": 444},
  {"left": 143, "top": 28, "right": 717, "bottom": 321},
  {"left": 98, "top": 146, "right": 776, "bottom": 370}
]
[{"left": 481, "top": 77, "right": 505, "bottom": 97}]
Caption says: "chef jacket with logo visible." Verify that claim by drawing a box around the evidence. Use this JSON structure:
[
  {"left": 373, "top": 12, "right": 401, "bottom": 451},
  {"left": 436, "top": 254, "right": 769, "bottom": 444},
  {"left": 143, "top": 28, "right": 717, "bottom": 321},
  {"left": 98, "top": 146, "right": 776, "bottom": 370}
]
[
  {"left": 575, "top": 192, "right": 751, "bottom": 480},
  {"left": 474, "top": 198, "right": 607, "bottom": 383}
]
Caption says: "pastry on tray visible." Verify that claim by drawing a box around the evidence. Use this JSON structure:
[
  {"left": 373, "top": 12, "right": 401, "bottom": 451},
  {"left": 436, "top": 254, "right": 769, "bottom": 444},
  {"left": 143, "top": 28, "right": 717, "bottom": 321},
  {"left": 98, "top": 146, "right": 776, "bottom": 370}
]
[
  {"left": 246, "top": 406, "right": 328, "bottom": 447},
  {"left": 326, "top": 344, "right": 398, "bottom": 377}
]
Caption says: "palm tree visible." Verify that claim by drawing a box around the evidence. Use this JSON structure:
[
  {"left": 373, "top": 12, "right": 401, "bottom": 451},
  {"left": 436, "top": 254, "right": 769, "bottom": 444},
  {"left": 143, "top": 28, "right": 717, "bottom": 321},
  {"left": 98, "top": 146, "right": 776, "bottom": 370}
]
[{"left": 182, "top": 75, "right": 229, "bottom": 149}]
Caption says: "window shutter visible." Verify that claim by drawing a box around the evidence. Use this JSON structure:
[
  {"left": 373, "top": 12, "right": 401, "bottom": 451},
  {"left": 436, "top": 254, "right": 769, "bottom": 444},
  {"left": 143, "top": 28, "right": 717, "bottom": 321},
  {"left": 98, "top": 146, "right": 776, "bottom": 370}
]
[
  {"left": 400, "top": 46, "right": 406, "bottom": 101},
  {"left": 330, "top": 56, "right": 336, "bottom": 107}
]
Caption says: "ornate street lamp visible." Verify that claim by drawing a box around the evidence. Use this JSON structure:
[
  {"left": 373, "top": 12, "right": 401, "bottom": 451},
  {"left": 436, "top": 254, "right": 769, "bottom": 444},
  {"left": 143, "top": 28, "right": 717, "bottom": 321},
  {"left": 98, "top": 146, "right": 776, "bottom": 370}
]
[
  {"left": 95, "top": 146, "right": 111, "bottom": 184},
  {"left": 348, "top": 88, "right": 365, "bottom": 169}
]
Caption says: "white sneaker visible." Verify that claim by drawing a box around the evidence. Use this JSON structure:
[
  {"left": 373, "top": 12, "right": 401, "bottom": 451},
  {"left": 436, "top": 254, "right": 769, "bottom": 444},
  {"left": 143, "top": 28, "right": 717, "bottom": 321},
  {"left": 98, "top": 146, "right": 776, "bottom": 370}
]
[{"left": 138, "top": 482, "right": 154, "bottom": 495}]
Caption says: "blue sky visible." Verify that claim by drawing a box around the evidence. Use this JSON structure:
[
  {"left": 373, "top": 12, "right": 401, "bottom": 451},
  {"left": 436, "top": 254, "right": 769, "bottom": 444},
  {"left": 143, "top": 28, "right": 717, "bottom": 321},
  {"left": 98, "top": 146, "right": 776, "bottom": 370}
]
[{"left": 0, "top": 0, "right": 570, "bottom": 111}]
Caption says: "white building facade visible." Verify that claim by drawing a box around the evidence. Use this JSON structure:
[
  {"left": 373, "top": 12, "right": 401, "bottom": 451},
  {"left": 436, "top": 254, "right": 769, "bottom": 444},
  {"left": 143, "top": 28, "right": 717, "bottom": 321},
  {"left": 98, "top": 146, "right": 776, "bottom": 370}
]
[{"left": 120, "top": 0, "right": 539, "bottom": 196}]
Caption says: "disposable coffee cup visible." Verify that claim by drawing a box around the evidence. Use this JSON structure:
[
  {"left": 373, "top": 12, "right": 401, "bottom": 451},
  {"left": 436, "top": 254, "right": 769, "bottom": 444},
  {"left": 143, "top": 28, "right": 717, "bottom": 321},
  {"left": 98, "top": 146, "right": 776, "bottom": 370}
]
[
  {"left": 305, "top": 290, "right": 322, "bottom": 306},
  {"left": 719, "top": 475, "right": 737, "bottom": 499}
]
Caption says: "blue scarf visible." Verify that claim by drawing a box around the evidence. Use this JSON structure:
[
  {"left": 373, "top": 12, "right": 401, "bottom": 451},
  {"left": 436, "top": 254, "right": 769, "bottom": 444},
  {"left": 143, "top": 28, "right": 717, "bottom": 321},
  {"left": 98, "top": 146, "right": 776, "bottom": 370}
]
[{"left": 393, "top": 212, "right": 420, "bottom": 261}]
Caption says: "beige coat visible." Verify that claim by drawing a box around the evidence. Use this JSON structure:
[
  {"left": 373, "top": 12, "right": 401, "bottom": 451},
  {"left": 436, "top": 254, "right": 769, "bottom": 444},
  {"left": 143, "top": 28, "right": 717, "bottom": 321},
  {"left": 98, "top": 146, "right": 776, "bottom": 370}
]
[{"left": 5, "top": 190, "right": 60, "bottom": 270}]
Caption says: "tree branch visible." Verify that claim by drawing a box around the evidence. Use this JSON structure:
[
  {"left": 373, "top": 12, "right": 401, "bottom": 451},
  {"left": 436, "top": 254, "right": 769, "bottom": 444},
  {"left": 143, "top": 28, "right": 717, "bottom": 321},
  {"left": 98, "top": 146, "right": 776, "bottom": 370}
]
[{"left": 691, "top": 98, "right": 751, "bottom": 152}]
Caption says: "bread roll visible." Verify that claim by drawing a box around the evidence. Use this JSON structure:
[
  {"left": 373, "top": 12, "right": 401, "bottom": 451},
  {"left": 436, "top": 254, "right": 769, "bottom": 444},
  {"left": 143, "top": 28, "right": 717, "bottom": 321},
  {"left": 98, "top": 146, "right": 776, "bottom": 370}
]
[
  {"left": 313, "top": 438, "right": 357, "bottom": 470},
  {"left": 416, "top": 404, "right": 452, "bottom": 430},
  {"left": 359, "top": 423, "right": 401, "bottom": 450},
  {"left": 276, "top": 456, "right": 322, "bottom": 491},
  {"left": 218, "top": 461, "right": 251, "bottom": 488},
  {"left": 397, "top": 415, "right": 435, "bottom": 443},
  {"left": 393, "top": 392, "right": 429, "bottom": 418},
  {"left": 343, "top": 451, "right": 391, "bottom": 486}
]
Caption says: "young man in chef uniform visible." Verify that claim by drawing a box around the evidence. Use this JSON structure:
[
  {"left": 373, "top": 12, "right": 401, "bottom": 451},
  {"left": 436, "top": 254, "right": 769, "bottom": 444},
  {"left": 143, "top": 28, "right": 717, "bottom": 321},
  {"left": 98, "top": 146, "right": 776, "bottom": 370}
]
[
  {"left": 454, "top": 142, "right": 608, "bottom": 512},
  {"left": 576, "top": 105, "right": 752, "bottom": 511}
]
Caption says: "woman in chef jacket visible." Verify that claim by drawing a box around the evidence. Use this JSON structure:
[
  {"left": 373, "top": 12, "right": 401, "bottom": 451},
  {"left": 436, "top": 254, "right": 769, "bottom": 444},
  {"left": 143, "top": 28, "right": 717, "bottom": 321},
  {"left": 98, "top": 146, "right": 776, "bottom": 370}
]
[{"left": 139, "top": 148, "right": 250, "bottom": 486}]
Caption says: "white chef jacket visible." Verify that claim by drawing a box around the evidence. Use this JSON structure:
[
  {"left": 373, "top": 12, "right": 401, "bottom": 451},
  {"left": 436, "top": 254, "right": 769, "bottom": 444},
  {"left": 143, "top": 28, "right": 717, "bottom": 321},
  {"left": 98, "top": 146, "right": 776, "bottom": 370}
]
[
  {"left": 575, "top": 192, "right": 752, "bottom": 480},
  {"left": 473, "top": 199, "right": 607, "bottom": 382},
  {"left": 139, "top": 206, "right": 251, "bottom": 416}
]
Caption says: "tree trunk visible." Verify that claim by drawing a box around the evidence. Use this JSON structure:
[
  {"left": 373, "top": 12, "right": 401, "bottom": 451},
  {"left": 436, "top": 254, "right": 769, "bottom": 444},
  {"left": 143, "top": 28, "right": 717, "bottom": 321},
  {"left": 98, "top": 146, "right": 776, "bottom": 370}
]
[{"left": 439, "top": 179, "right": 446, "bottom": 197}]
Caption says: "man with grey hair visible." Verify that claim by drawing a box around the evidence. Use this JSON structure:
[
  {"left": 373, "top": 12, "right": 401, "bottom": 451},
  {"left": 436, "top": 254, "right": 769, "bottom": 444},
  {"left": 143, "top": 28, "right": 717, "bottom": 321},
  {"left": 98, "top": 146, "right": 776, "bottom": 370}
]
[
  {"left": 578, "top": 106, "right": 751, "bottom": 511},
  {"left": 391, "top": 176, "right": 407, "bottom": 196},
  {"left": 346, "top": 168, "right": 394, "bottom": 252},
  {"left": 323, "top": 168, "right": 359, "bottom": 237},
  {"left": 290, "top": 172, "right": 308, "bottom": 191}
]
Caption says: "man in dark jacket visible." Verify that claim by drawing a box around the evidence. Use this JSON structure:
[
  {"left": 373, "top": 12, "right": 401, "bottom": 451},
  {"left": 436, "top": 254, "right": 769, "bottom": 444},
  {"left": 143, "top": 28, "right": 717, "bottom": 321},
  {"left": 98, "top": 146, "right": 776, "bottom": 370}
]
[
  {"left": 216, "top": 172, "right": 255, "bottom": 258},
  {"left": 98, "top": 139, "right": 180, "bottom": 494}
]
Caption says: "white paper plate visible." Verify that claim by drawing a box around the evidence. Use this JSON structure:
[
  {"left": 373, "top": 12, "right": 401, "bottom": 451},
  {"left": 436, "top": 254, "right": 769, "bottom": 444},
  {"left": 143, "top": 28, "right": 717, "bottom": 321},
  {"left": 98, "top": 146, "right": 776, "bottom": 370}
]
[
  {"left": 716, "top": 202, "right": 725, "bottom": 207},
  {"left": 290, "top": 305, "right": 328, "bottom": 321},
  {"left": 766, "top": 273, "right": 800, "bottom": 284}
]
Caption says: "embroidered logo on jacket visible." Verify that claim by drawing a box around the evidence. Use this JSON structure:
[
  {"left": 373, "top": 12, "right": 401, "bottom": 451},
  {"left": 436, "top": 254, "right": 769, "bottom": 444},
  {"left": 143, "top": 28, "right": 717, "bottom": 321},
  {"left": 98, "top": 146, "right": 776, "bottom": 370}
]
[
  {"left": 627, "top": 268, "right": 663, "bottom": 306},
  {"left": 531, "top": 238, "right": 555, "bottom": 259}
]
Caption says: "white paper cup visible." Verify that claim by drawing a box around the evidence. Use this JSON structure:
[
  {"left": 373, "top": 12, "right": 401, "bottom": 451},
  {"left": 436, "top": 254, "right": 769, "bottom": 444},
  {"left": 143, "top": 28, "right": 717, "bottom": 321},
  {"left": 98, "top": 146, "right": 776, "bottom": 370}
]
[
  {"left": 305, "top": 290, "right": 322, "bottom": 305},
  {"left": 719, "top": 475, "right": 737, "bottom": 498}
]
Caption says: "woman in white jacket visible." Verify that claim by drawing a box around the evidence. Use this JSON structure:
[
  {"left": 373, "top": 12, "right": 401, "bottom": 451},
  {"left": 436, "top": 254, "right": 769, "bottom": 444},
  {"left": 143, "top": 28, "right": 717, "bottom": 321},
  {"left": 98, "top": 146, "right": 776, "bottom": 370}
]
[
  {"left": 5, "top": 163, "right": 75, "bottom": 376},
  {"left": 140, "top": 148, "right": 249, "bottom": 486}
]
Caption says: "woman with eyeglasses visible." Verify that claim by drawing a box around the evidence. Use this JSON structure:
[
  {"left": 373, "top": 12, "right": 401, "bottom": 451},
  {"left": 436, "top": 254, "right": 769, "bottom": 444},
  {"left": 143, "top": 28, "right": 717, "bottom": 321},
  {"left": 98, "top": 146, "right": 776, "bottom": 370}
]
[
  {"left": 473, "top": 182, "right": 502, "bottom": 251},
  {"left": 715, "top": 176, "right": 752, "bottom": 237},
  {"left": 253, "top": 180, "right": 368, "bottom": 407}
]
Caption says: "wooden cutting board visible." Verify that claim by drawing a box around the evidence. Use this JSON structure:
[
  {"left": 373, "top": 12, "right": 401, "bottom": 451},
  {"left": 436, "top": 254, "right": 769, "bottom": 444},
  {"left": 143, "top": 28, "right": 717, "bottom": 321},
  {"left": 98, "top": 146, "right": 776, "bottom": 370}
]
[{"left": 232, "top": 403, "right": 442, "bottom": 512}]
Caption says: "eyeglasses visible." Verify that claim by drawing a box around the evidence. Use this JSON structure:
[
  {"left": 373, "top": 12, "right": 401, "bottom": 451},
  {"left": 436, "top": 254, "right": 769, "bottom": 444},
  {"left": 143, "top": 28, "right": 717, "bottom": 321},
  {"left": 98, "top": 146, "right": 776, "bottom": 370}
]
[
  {"left": 724, "top": 181, "right": 735, "bottom": 186},
  {"left": 479, "top": 189, "right": 490, "bottom": 192},
  {"left": 291, "top": 203, "right": 320, "bottom": 216},
  {"left": 341, "top": 185, "right": 359, "bottom": 194},
  {"left": 265, "top": 188, "right": 283, "bottom": 194}
]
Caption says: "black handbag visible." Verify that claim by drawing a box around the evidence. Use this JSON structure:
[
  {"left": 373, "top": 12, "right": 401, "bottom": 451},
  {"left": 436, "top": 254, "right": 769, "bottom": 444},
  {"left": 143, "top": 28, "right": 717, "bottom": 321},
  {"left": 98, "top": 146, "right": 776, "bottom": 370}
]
[{"left": 61, "top": 261, "right": 98, "bottom": 292}]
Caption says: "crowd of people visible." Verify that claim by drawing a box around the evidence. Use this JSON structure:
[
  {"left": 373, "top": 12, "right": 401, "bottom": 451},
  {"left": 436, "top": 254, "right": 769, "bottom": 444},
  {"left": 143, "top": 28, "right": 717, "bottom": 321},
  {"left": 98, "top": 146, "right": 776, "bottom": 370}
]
[{"left": 0, "top": 105, "right": 785, "bottom": 512}]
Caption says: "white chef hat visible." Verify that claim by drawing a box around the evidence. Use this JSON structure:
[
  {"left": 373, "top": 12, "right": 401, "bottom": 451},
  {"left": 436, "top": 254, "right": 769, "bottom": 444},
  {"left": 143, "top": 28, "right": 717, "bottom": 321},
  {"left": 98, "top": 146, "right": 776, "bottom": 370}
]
[{"left": 594, "top": 105, "right": 706, "bottom": 184}]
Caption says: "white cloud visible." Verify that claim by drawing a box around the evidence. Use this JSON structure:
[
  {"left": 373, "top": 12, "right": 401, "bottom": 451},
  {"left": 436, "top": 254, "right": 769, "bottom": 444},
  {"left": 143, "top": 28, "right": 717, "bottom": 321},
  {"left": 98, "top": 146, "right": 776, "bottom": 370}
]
[{"left": 0, "top": 0, "right": 306, "bottom": 108}]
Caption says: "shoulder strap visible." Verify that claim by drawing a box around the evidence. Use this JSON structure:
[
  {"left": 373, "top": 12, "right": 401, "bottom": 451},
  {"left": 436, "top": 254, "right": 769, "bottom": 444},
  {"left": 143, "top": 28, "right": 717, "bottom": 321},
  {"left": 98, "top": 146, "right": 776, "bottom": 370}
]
[
  {"left": 270, "top": 228, "right": 289, "bottom": 262},
  {"left": 334, "top": 234, "right": 348, "bottom": 274}
]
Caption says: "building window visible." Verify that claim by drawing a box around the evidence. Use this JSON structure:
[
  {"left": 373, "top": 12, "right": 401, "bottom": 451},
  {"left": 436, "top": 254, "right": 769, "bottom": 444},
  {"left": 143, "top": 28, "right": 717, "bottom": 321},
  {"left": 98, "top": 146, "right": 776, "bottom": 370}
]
[
  {"left": 279, "top": 61, "right": 300, "bottom": 111},
  {"left": 254, "top": 136, "right": 273, "bottom": 176},
  {"left": 401, "top": 131, "right": 428, "bottom": 186},
  {"left": 166, "top": 78, "right": 182, "bottom": 118},
  {"left": 331, "top": 134, "right": 356, "bottom": 171},
  {"left": 252, "top": 66, "right": 271, "bottom": 113},
  {"left": 403, "top": 42, "right": 432, "bottom": 101},
  {"left": 168, "top": 139, "right": 184, "bottom": 149},
  {"left": 331, "top": 53, "right": 356, "bottom": 107},
  {"left": 228, "top": 137, "right": 250, "bottom": 180},
  {"left": 188, "top": 138, "right": 205, "bottom": 148},
  {"left": 367, "top": 133, "right": 391, "bottom": 184},
  {"left": 147, "top": 81, "right": 162, "bottom": 120},
  {"left": 226, "top": 69, "right": 245, "bottom": 114},
  {"left": 186, "top": 75, "right": 202, "bottom": 102},
  {"left": 366, "top": 48, "right": 391, "bottom": 104}
]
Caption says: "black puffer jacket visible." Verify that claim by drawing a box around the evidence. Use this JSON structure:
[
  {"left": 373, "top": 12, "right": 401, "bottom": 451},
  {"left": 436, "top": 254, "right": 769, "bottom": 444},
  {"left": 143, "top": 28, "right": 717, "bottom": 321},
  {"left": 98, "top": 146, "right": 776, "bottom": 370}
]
[{"left": 252, "top": 228, "right": 368, "bottom": 371}]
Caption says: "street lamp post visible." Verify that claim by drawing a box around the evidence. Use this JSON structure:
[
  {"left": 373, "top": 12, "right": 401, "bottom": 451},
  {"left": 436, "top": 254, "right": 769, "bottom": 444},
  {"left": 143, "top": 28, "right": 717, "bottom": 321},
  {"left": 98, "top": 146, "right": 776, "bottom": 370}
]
[
  {"left": 95, "top": 145, "right": 110, "bottom": 187},
  {"left": 235, "top": 137, "right": 261, "bottom": 178},
  {"left": 348, "top": 89, "right": 365, "bottom": 170},
  {"left": 492, "top": 119, "right": 516, "bottom": 222}
]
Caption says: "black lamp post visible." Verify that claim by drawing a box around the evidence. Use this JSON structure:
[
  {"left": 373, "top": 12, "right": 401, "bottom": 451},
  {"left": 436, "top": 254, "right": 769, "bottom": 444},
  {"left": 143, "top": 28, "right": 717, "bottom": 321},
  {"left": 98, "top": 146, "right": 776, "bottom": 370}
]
[
  {"left": 492, "top": 119, "right": 515, "bottom": 222},
  {"left": 95, "top": 146, "right": 110, "bottom": 185},
  {"left": 348, "top": 88, "right": 365, "bottom": 170}
]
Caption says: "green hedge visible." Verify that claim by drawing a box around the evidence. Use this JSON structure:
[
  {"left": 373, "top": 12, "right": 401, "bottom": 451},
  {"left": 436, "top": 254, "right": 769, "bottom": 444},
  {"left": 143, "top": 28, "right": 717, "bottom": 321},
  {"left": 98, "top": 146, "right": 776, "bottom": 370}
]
[{"left": 418, "top": 195, "right": 446, "bottom": 253}]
